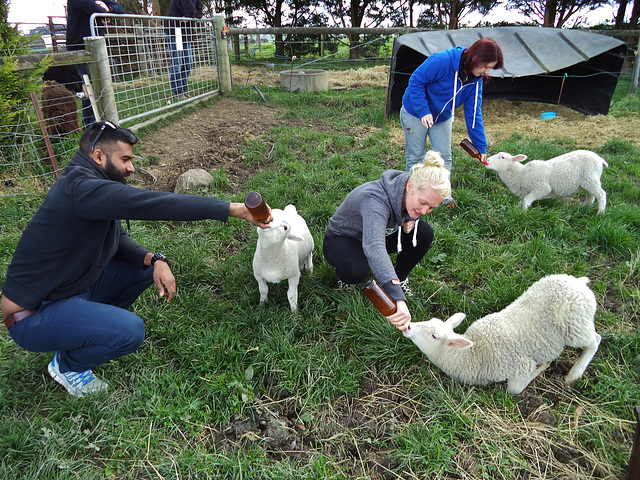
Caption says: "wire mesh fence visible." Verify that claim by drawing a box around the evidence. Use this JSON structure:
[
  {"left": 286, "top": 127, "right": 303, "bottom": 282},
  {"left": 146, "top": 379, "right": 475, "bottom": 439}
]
[
  {"left": 89, "top": 13, "right": 220, "bottom": 124},
  {"left": 1, "top": 14, "right": 222, "bottom": 198}
]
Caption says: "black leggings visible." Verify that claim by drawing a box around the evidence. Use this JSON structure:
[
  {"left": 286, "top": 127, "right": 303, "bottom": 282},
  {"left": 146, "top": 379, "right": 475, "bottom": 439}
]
[{"left": 323, "top": 220, "right": 435, "bottom": 284}]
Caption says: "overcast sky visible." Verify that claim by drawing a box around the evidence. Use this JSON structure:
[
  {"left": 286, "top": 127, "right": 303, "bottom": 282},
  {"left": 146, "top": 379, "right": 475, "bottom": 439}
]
[{"left": 8, "top": 0, "right": 620, "bottom": 32}]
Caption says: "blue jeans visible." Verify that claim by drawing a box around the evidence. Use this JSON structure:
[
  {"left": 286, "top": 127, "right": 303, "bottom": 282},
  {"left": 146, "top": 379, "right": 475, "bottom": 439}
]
[
  {"left": 74, "top": 63, "right": 96, "bottom": 128},
  {"left": 400, "top": 105, "right": 453, "bottom": 173},
  {"left": 8, "top": 259, "right": 154, "bottom": 373},
  {"left": 166, "top": 36, "right": 192, "bottom": 95}
]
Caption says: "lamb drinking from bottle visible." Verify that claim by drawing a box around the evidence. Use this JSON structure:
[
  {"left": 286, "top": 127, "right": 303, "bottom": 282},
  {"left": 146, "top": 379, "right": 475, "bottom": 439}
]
[{"left": 403, "top": 274, "right": 601, "bottom": 394}]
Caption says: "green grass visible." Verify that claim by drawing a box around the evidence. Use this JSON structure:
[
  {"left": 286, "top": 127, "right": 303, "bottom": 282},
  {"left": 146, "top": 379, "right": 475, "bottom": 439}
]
[{"left": 0, "top": 85, "right": 639, "bottom": 479}]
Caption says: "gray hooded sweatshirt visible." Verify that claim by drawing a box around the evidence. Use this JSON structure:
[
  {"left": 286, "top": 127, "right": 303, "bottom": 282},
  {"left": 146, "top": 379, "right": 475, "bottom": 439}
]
[{"left": 325, "top": 170, "right": 420, "bottom": 302}]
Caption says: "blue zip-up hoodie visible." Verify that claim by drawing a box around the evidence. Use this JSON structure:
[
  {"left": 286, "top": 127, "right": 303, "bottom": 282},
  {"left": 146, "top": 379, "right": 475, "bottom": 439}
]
[{"left": 402, "top": 46, "right": 488, "bottom": 154}]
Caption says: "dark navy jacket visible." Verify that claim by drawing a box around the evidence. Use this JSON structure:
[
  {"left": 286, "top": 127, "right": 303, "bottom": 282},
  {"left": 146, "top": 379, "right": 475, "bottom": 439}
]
[
  {"left": 66, "top": 0, "right": 125, "bottom": 51},
  {"left": 2, "top": 150, "right": 230, "bottom": 310}
]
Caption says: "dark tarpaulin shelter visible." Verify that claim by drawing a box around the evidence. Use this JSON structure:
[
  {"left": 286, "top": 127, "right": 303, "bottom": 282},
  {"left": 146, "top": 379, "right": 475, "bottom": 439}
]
[{"left": 386, "top": 27, "right": 628, "bottom": 117}]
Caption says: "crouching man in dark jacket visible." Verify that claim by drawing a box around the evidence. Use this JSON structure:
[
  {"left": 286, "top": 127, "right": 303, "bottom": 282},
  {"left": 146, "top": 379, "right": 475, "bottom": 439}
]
[{"left": 1, "top": 121, "right": 271, "bottom": 397}]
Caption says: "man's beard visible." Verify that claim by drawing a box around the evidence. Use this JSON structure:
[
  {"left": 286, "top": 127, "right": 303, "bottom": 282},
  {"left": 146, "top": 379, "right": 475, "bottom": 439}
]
[{"left": 104, "top": 155, "right": 129, "bottom": 184}]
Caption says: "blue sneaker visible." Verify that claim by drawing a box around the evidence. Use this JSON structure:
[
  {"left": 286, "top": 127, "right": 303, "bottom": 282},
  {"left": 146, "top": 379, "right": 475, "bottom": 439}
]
[{"left": 47, "top": 352, "right": 108, "bottom": 397}]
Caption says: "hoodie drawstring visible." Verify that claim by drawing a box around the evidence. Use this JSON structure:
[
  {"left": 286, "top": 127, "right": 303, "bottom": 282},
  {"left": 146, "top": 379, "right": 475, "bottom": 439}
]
[
  {"left": 397, "top": 221, "right": 419, "bottom": 253},
  {"left": 472, "top": 82, "right": 479, "bottom": 129}
]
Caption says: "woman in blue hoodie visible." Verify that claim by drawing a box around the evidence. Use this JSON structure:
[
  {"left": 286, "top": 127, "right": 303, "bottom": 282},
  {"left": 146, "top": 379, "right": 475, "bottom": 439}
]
[{"left": 400, "top": 38, "right": 504, "bottom": 205}]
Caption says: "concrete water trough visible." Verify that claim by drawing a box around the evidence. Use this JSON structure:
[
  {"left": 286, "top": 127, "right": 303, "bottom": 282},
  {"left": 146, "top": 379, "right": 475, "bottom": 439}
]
[{"left": 280, "top": 69, "right": 329, "bottom": 92}]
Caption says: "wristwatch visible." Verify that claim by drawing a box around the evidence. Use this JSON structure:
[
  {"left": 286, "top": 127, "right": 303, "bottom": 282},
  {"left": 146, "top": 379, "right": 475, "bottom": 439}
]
[{"left": 150, "top": 252, "right": 169, "bottom": 266}]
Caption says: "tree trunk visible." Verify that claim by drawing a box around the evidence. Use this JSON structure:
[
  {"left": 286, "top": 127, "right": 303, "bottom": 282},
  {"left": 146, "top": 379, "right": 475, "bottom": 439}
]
[
  {"left": 543, "top": 0, "right": 557, "bottom": 27},
  {"left": 616, "top": 0, "right": 629, "bottom": 28},
  {"left": 630, "top": 0, "right": 640, "bottom": 28},
  {"left": 409, "top": 0, "right": 414, "bottom": 28},
  {"left": 449, "top": 0, "right": 459, "bottom": 29}
]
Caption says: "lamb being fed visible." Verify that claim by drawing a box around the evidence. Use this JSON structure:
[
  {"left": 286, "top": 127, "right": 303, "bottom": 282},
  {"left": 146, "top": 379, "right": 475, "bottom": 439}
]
[
  {"left": 253, "top": 204, "right": 314, "bottom": 312},
  {"left": 485, "top": 150, "right": 608, "bottom": 213},
  {"left": 403, "top": 274, "right": 601, "bottom": 394}
]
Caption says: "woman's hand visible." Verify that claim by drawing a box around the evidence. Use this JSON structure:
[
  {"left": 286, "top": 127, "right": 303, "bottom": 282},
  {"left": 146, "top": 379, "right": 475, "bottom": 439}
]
[
  {"left": 402, "top": 220, "right": 415, "bottom": 234},
  {"left": 420, "top": 114, "right": 434, "bottom": 129},
  {"left": 386, "top": 300, "right": 411, "bottom": 331}
]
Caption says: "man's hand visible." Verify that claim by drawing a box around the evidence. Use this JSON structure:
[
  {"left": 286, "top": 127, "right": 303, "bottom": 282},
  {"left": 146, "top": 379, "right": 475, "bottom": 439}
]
[
  {"left": 229, "top": 202, "right": 272, "bottom": 229},
  {"left": 152, "top": 261, "right": 176, "bottom": 302},
  {"left": 385, "top": 300, "right": 411, "bottom": 331},
  {"left": 95, "top": 1, "right": 110, "bottom": 11}
]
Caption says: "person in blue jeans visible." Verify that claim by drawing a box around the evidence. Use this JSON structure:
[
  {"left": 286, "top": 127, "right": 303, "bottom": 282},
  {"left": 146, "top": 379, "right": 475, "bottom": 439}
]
[
  {"left": 1, "top": 121, "right": 272, "bottom": 397},
  {"left": 164, "top": 0, "right": 204, "bottom": 99},
  {"left": 66, "top": 0, "right": 126, "bottom": 127},
  {"left": 400, "top": 38, "right": 504, "bottom": 206}
]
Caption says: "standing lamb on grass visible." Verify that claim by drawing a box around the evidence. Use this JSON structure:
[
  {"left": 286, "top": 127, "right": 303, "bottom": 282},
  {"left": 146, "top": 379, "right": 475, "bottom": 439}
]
[
  {"left": 403, "top": 274, "right": 601, "bottom": 394},
  {"left": 253, "top": 205, "right": 314, "bottom": 312},
  {"left": 485, "top": 150, "right": 608, "bottom": 213}
]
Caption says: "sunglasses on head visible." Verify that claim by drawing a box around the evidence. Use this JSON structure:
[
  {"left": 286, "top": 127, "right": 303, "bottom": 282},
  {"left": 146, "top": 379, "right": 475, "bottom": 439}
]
[{"left": 91, "top": 121, "right": 117, "bottom": 153}]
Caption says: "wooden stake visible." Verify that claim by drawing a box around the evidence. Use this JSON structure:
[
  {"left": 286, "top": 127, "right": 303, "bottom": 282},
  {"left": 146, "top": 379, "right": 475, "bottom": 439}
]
[{"left": 29, "top": 91, "right": 60, "bottom": 180}]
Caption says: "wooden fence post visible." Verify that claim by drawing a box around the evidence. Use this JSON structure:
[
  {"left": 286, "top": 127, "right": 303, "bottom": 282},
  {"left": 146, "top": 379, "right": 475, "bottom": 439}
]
[
  {"left": 213, "top": 16, "right": 233, "bottom": 94},
  {"left": 84, "top": 36, "right": 120, "bottom": 124}
]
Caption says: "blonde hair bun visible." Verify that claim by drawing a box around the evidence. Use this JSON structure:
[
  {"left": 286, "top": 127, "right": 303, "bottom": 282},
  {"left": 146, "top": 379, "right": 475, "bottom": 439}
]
[{"left": 408, "top": 150, "right": 451, "bottom": 199}]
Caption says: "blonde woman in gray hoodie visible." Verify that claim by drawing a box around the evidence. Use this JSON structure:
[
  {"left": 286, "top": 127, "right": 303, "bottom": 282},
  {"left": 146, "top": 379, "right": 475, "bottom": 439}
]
[{"left": 323, "top": 151, "right": 451, "bottom": 331}]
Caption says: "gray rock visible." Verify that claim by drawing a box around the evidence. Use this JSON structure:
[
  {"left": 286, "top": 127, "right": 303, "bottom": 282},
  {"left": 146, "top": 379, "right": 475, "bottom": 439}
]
[{"left": 174, "top": 168, "right": 213, "bottom": 194}]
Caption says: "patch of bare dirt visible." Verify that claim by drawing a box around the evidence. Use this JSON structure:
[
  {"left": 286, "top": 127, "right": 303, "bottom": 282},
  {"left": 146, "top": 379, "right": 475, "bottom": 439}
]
[{"left": 130, "top": 97, "right": 285, "bottom": 193}]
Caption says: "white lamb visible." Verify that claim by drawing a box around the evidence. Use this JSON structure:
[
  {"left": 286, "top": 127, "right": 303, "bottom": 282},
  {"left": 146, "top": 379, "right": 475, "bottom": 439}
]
[
  {"left": 485, "top": 150, "right": 608, "bottom": 213},
  {"left": 252, "top": 204, "right": 314, "bottom": 312},
  {"left": 403, "top": 274, "right": 601, "bottom": 394}
]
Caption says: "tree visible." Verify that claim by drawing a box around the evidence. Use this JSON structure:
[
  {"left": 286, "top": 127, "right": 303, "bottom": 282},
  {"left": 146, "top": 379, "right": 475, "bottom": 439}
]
[
  {"left": 416, "top": 0, "right": 498, "bottom": 29},
  {"left": 507, "top": 0, "right": 609, "bottom": 27},
  {"left": 1, "top": 0, "right": 49, "bottom": 144},
  {"left": 321, "top": 0, "right": 399, "bottom": 59},
  {"left": 240, "top": 0, "right": 325, "bottom": 56}
]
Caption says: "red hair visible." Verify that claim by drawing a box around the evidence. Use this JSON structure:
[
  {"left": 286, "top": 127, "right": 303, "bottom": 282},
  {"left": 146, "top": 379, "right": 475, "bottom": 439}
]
[{"left": 463, "top": 38, "right": 504, "bottom": 75}]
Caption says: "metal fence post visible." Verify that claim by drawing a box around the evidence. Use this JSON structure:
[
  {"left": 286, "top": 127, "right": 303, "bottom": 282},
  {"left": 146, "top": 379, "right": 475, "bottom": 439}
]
[
  {"left": 213, "top": 16, "right": 233, "bottom": 94},
  {"left": 84, "top": 36, "right": 120, "bottom": 124}
]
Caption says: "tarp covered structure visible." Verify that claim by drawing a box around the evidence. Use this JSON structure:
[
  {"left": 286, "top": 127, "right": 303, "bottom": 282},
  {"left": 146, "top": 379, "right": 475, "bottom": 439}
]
[{"left": 386, "top": 27, "right": 628, "bottom": 116}]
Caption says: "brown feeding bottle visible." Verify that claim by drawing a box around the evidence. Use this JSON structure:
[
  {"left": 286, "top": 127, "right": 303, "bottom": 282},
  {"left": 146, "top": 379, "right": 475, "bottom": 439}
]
[
  {"left": 460, "top": 139, "right": 487, "bottom": 165},
  {"left": 362, "top": 279, "right": 397, "bottom": 316},
  {"left": 244, "top": 192, "right": 270, "bottom": 222}
]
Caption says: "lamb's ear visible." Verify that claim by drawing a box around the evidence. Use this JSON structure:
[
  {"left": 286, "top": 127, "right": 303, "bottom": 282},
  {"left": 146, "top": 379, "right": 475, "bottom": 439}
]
[
  {"left": 445, "top": 334, "right": 473, "bottom": 349},
  {"left": 513, "top": 154, "right": 527, "bottom": 163},
  {"left": 287, "top": 234, "right": 303, "bottom": 242},
  {"left": 446, "top": 313, "right": 466, "bottom": 328}
]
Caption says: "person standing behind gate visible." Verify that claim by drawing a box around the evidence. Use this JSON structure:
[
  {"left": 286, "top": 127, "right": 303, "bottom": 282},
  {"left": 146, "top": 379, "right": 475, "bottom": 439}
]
[
  {"left": 67, "top": 0, "right": 126, "bottom": 127},
  {"left": 164, "top": 0, "right": 204, "bottom": 100},
  {"left": 400, "top": 38, "right": 503, "bottom": 206}
]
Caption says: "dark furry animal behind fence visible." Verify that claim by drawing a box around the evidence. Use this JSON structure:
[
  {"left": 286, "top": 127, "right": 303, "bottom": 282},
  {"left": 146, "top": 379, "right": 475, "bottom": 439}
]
[
  {"left": 42, "top": 65, "right": 83, "bottom": 94},
  {"left": 41, "top": 81, "right": 80, "bottom": 137}
]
